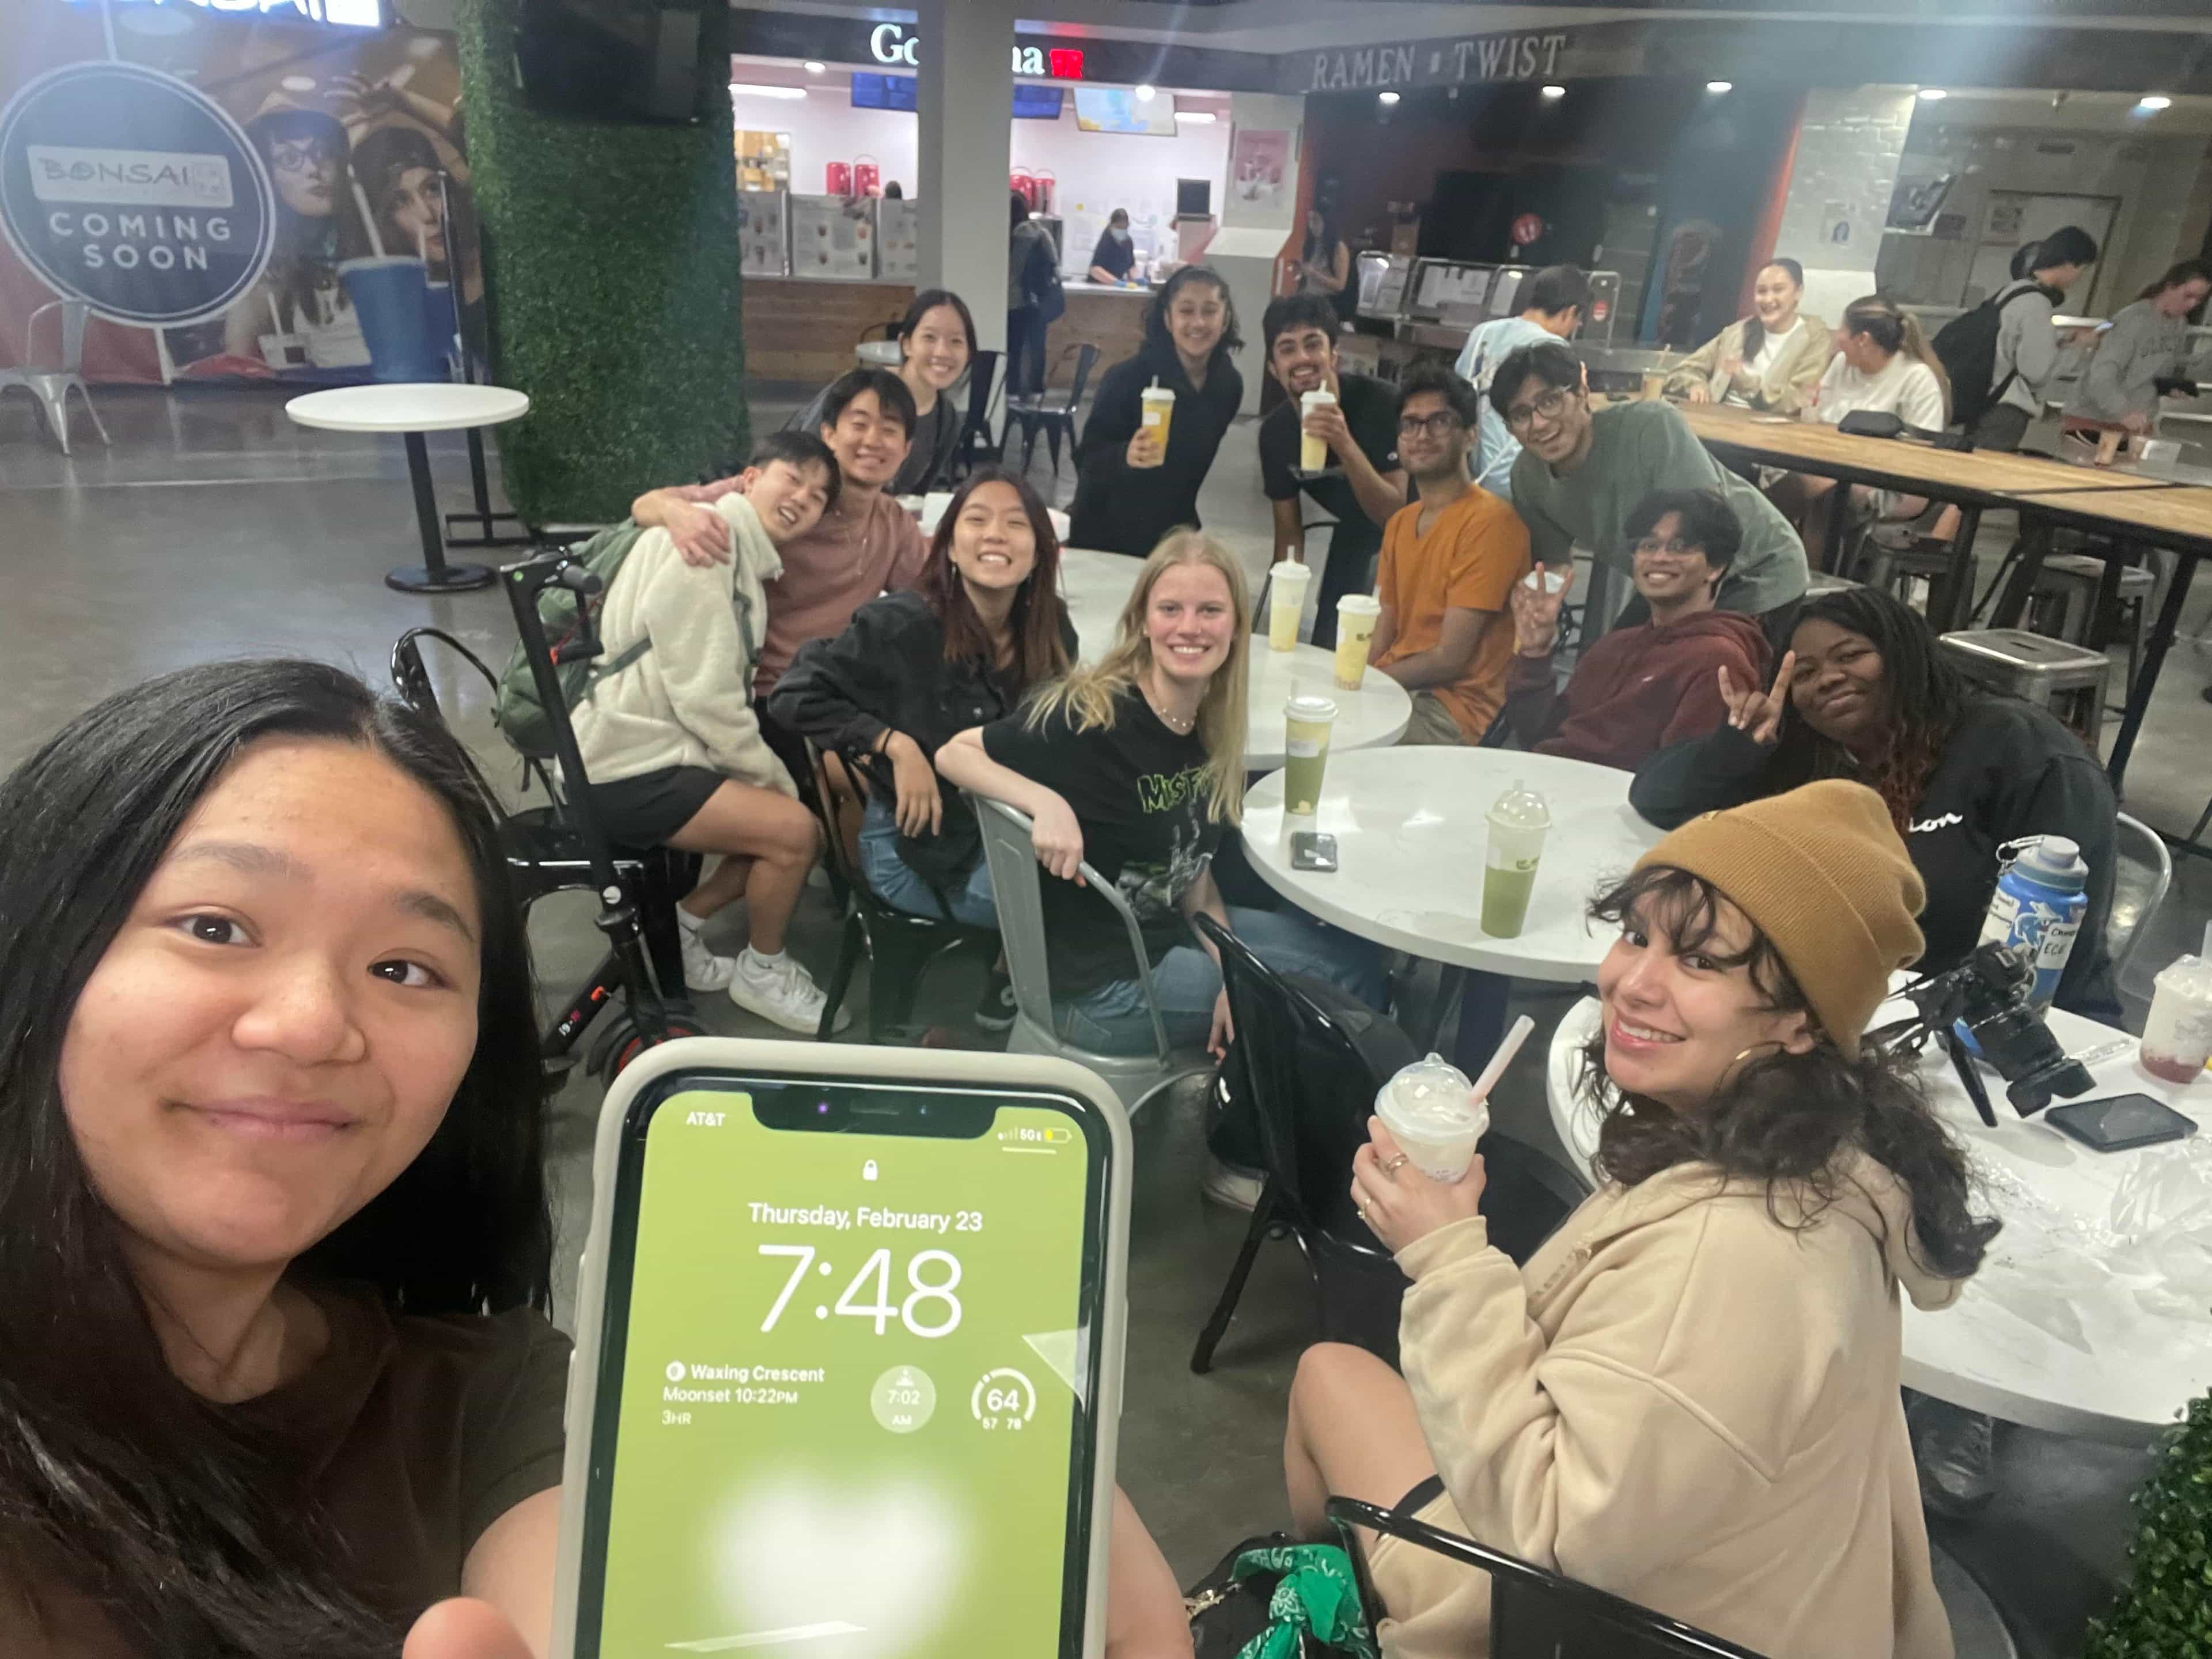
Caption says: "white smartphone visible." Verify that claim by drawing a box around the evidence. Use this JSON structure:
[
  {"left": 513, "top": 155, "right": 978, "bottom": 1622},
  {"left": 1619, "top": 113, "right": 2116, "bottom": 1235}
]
[{"left": 552, "top": 1039, "right": 1132, "bottom": 1659}]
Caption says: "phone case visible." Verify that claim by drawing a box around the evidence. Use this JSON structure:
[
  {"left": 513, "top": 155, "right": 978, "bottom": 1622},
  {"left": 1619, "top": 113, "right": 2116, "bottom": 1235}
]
[{"left": 550, "top": 1038, "right": 1134, "bottom": 1659}]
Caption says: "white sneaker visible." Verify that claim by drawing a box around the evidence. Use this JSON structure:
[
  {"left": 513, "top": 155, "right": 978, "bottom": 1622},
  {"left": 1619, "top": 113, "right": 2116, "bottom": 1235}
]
[
  {"left": 728, "top": 949, "right": 851, "bottom": 1035},
  {"left": 678, "top": 918, "right": 738, "bottom": 993}
]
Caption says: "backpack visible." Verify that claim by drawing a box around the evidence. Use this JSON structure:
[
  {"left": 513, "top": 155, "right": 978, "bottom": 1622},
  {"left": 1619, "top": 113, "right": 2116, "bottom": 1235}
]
[
  {"left": 1931, "top": 281, "right": 2062, "bottom": 430},
  {"left": 492, "top": 521, "right": 653, "bottom": 759}
]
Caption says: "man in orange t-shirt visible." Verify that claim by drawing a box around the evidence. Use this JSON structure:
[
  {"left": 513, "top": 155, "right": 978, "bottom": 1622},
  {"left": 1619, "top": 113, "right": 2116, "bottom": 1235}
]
[{"left": 1372, "top": 365, "right": 1532, "bottom": 743}]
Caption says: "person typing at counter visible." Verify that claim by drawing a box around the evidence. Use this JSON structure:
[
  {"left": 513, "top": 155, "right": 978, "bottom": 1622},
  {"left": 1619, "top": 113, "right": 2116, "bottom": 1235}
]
[
  {"left": 1497, "top": 340, "right": 1809, "bottom": 650},
  {"left": 1089, "top": 209, "right": 1139, "bottom": 285},
  {"left": 1069, "top": 266, "right": 1245, "bottom": 559},
  {"left": 1257, "top": 294, "right": 1405, "bottom": 647}
]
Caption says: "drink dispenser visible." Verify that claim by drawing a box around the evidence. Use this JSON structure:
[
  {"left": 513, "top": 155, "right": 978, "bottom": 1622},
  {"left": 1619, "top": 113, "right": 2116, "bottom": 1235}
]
[
  {"left": 825, "top": 160, "right": 853, "bottom": 197},
  {"left": 854, "top": 157, "right": 881, "bottom": 198}
]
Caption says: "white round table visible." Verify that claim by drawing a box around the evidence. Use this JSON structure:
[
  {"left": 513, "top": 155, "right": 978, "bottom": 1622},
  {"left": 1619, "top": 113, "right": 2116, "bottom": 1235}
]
[
  {"left": 1545, "top": 995, "right": 2212, "bottom": 1445},
  {"left": 286, "top": 383, "right": 530, "bottom": 594},
  {"left": 1058, "top": 547, "right": 1412, "bottom": 770},
  {"left": 1241, "top": 747, "right": 1662, "bottom": 980}
]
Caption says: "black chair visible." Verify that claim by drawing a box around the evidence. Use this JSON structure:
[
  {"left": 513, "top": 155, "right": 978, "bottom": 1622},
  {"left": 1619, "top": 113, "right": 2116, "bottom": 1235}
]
[
  {"left": 1002, "top": 342, "right": 1099, "bottom": 480},
  {"left": 391, "top": 627, "right": 701, "bottom": 1077},
  {"left": 946, "top": 348, "right": 1003, "bottom": 482},
  {"left": 805, "top": 742, "right": 998, "bottom": 1043},
  {"left": 1327, "top": 1498, "right": 1772, "bottom": 1658}
]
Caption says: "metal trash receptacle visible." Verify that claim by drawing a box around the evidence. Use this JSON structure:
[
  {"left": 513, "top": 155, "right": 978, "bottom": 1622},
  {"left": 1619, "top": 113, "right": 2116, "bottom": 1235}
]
[{"left": 1938, "top": 628, "right": 2112, "bottom": 749}]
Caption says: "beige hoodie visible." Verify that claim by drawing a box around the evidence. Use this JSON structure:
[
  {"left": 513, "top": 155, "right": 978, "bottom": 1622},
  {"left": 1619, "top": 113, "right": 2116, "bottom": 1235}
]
[
  {"left": 569, "top": 494, "right": 795, "bottom": 798},
  {"left": 1383, "top": 1153, "right": 1961, "bottom": 1659}
]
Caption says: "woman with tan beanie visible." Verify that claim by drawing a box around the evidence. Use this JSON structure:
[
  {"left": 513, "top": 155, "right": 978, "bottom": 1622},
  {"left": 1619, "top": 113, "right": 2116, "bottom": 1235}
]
[{"left": 1282, "top": 779, "right": 1995, "bottom": 1659}]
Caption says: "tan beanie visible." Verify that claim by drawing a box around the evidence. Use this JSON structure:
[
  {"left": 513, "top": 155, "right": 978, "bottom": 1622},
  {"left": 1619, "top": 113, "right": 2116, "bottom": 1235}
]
[{"left": 1634, "top": 779, "right": 1926, "bottom": 1047}]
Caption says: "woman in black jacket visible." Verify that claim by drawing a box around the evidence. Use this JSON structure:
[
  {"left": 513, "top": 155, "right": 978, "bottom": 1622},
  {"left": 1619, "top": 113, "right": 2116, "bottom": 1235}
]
[
  {"left": 1069, "top": 265, "right": 1244, "bottom": 557},
  {"left": 1629, "top": 585, "right": 2122, "bottom": 1020},
  {"left": 771, "top": 467, "right": 1075, "bottom": 930}
]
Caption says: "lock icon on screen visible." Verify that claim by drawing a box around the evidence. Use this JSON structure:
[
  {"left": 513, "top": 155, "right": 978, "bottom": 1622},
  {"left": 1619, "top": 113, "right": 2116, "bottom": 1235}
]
[{"left": 862, "top": 1160, "right": 880, "bottom": 1181}]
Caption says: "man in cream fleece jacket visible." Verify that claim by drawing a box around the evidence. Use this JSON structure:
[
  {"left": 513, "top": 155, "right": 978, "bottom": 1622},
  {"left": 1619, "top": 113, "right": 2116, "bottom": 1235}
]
[{"left": 570, "top": 433, "right": 852, "bottom": 1035}]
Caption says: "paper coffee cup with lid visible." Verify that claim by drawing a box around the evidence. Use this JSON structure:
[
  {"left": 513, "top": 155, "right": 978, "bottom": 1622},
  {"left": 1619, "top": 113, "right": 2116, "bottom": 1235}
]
[{"left": 1373, "top": 1052, "right": 1490, "bottom": 1184}]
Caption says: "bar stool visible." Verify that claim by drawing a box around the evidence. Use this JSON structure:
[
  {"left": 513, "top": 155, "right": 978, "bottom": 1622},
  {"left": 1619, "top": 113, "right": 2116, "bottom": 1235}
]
[
  {"left": 2028, "top": 550, "right": 2157, "bottom": 692},
  {"left": 1938, "top": 628, "right": 2113, "bottom": 749}
]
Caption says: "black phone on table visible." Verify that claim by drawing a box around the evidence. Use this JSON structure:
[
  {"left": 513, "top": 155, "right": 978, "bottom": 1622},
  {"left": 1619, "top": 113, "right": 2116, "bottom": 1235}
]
[
  {"left": 552, "top": 1040, "right": 1132, "bottom": 1659},
  {"left": 2044, "top": 1093, "right": 2199, "bottom": 1153},
  {"left": 1290, "top": 831, "right": 1339, "bottom": 872}
]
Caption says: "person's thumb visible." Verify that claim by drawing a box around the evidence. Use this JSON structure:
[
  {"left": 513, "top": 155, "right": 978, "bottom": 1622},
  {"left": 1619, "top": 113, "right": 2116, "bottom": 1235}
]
[{"left": 404, "top": 1599, "right": 534, "bottom": 1659}]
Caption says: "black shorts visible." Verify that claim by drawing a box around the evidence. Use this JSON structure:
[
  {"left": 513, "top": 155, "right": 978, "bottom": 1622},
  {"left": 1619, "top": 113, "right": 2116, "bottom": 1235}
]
[{"left": 585, "top": 765, "right": 722, "bottom": 848}]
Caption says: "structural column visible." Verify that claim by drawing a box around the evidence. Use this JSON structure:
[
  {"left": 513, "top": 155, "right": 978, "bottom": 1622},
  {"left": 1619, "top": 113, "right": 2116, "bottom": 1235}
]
[{"left": 915, "top": 0, "right": 1018, "bottom": 351}]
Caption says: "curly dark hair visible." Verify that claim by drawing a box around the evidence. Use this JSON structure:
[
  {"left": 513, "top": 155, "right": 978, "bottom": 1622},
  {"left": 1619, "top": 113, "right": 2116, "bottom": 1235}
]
[{"left": 1578, "top": 865, "right": 1998, "bottom": 1280}]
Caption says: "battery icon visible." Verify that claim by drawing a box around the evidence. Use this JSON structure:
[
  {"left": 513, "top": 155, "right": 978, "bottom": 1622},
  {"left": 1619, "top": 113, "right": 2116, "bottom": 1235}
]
[{"left": 1040, "top": 1126, "right": 1072, "bottom": 1143}]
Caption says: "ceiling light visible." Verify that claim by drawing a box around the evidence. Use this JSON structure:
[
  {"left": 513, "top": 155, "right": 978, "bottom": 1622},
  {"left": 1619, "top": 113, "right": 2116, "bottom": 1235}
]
[
  {"left": 1134, "top": 84, "right": 1156, "bottom": 102},
  {"left": 1540, "top": 84, "right": 1566, "bottom": 100},
  {"left": 803, "top": 60, "right": 826, "bottom": 75},
  {"left": 1706, "top": 81, "right": 1733, "bottom": 94},
  {"left": 730, "top": 84, "right": 807, "bottom": 100},
  {"left": 1918, "top": 88, "right": 1947, "bottom": 101},
  {"left": 1378, "top": 91, "right": 1400, "bottom": 106},
  {"left": 2138, "top": 94, "right": 2173, "bottom": 111},
  {"left": 281, "top": 75, "right": 318, "bottom": 93},
  {"left": 1175, "top": 110, "right": 1217, "bottom": 123}
]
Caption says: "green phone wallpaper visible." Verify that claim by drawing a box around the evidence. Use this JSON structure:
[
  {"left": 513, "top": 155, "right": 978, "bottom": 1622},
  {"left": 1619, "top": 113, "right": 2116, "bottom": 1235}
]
[{"left": 596, "top": 1089, "right": 1098, "bottom": 1657}]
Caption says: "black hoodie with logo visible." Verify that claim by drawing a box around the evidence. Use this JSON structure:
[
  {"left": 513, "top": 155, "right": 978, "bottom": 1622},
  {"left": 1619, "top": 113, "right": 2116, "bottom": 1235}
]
[{"left": 1630, "top": 695, "right": 2121, "bottom": 1021}]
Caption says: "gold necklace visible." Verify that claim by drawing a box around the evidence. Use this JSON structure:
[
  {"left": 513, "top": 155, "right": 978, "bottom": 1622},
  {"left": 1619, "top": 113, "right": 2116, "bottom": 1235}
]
[{"left": 1143, "top": 678, "right": 1198, "bottom": 733}]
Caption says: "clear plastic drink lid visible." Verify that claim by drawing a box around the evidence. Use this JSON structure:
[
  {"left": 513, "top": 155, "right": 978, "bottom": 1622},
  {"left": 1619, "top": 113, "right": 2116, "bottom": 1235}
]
[
  {"left": 1488, "top": 779, "right": 1552, "bottom": 829},
  {"left": 1378, "top": 1052, "right": 1483, "bottom": 1134},
  {"left": 2155, "top": 923, "right": 2212, "bottom": 997},
  {"left": 1285, "top": 695, "right": 1337, "bottom": 722}
]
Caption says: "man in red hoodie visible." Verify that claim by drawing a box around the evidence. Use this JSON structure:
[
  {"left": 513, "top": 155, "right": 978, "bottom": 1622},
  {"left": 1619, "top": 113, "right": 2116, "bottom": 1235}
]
[{"left": 1498, "top": 487, "right": 1768, "bottom": 770}]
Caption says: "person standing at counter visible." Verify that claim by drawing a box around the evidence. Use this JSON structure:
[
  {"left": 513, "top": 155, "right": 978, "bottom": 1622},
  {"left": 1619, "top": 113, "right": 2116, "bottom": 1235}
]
[
  {"left": 1089, "top": 209, "right": 1139, "bottom": 285},
  {"left": 1070, "top": 266, "right": 1245, "bottom": 559},
  {"left": 1452, "top": 264, "right": 1589, "bottom": 499},
  {"left": 2064, "top": 258, "right": 2212, "bottom": 443},
  {"left": 1008, "top": 191, "right": 1060, "bottom": 398},
  {"left": 1298, "top": 204, "right": 1352, "bottom": 315},
  {"left": 1257, "top": 294, "right": 1405, "bottom": 647},
  {"left": 793, "top": 289, "right": 976, "bottom": 496},
  {"left": 1663, "top": 257, "right": 1830, "bottom": 418}
]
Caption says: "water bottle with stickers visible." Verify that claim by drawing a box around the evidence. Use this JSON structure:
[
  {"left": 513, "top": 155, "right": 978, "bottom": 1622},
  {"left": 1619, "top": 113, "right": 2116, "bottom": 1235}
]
[{"left": 1977, "top": 836, "right": 2088, "bottom": 1013}]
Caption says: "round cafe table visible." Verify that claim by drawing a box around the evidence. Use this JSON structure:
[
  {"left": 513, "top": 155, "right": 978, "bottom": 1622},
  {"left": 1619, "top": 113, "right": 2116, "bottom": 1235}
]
[
  {"left": 286, "top": 382, "right": 530, "bottom": 594},
  {"left": 1058, "top": 547, "right": 1411, "bottom": 770},
  {"left": 1546, "top": 995, "right": 2212, "bottom": 1445}
]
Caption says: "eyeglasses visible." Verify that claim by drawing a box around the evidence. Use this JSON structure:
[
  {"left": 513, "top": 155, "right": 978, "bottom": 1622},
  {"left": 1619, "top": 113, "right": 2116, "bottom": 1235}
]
[
  {"left": 269, "top": 140, "right": 338, "bottom": 175},
  {"left": 1503, "top": 387, "right": 1577, "bottom": 431},
  {"left": 1397, "top": 411, "right": 1465, "bottom": 439},
  {"left": 1633, "top": 537, "right": 1704, "bottom": 558}
]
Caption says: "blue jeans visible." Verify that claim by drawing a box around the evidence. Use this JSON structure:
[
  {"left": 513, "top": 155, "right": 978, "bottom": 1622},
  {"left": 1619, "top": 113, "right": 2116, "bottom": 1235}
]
[
  {"left": 1055, "top": 903, "right": 1384, "bottom": 1055},
  {"left": 858, "top": 798, "right": 998, "bottom": 929}
]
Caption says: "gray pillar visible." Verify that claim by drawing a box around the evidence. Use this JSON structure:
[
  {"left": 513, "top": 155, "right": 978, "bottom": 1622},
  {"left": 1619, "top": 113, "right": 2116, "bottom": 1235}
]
[{"left": 916, "top": 0, "right": 1016, "bottom": 352}]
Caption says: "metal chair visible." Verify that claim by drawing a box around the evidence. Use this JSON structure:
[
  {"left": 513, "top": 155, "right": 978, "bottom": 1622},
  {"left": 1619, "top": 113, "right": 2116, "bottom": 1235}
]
[
  {"left": 805, "top": 743, "right": 997, "bottom": 1043},
  {"left": 1, "top": 299, "right": 109, "bottom": 455},
  {"left": 1327, "top": 1498, "right": 1772, "bottom": 1659},
  {"left": 946, "top": 349, "right": 1004, "bottom": 482},
  {"left": 1002, "top": 342, "right": 1099, "bottom": 480},
  {"left": 2109, "top": 811, "right": 2173, "bottom": 982},
  {"left": 969, "top": 794, "right": 1213, "bottom": 1115}
]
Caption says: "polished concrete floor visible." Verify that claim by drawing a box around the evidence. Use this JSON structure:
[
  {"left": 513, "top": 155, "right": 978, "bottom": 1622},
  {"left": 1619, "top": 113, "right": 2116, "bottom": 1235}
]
[{"left": 6, "top": 380, "right": 2202, "bottom": 1656}]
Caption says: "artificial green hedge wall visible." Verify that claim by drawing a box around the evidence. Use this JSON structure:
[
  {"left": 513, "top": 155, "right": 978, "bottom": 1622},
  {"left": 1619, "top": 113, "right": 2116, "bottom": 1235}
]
[
  {"left": 2086, "top": 1387, "right": 2212, "bottom": 1655},
  {"left": 456, "top": 0, "right": 747, "bottom": 524}
]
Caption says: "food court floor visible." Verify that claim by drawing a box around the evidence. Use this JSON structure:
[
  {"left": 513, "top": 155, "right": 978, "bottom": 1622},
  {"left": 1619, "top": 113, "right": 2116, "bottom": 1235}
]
[{"left": 7, "top": 380, "right": 2207, "bottom": 1657}]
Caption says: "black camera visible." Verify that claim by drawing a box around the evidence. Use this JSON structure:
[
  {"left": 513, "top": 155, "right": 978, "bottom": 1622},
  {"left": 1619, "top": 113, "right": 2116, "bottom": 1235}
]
[{"left": 1897, "top": 942, "right": 2093, "bottom": 1116}]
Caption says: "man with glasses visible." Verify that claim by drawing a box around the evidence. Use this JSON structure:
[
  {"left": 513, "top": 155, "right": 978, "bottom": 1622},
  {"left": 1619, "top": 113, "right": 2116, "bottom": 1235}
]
[
  {"left": 1257, "top": 294, "right": 1406, "bottom": 647},
  {"left": 1494, "top": 341, "right": 1808, "bottom": 649},
  {"left": 1497, "top": 487, "right": 1768, "bottom": 769},
  {"left": 1370, "top": 366, "right": 1531, "bottom": 744}
]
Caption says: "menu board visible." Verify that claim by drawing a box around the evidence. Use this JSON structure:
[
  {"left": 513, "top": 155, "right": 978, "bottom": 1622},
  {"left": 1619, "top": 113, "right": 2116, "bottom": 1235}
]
[
  {"left": 738, "top": 191, "right": 789, "bottom": 278},
  {"left": 788, "top": 195, "right": 876, "bottom": 279},
  {"left": 876, "top": 196, "right": 919, "bottom": 282}
]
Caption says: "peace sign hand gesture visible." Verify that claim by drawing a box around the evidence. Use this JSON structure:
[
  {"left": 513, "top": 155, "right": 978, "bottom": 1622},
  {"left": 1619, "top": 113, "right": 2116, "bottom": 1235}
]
[{"left": 1718, "top": 651, "right": 1795, "bottom": 747}]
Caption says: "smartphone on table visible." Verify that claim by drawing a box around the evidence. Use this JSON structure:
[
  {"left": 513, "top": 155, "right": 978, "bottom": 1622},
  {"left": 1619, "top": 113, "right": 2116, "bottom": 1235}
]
[
  {"left": 2044, "top": 1092, "right": 2198, "bottom": 1153},
  {"left": 554, "top": 1039, "right": 1133, "bottom": 1659}
]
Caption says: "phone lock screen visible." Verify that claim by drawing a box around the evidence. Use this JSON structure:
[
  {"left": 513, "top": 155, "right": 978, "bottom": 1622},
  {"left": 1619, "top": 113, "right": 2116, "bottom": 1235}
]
[{"left": 575, "top": 1075, "right": 1109, "bottom": 1657}]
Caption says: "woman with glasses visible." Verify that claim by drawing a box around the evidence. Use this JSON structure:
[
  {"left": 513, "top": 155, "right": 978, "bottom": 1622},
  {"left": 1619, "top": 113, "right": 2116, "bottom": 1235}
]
[{"left": 217, "top": 101, "right": 375, "bottom": 365}]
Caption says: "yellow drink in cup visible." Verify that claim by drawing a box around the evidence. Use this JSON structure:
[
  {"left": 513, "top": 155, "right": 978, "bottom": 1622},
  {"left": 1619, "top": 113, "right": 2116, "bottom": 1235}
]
[
  {"left": 1268, "top": 560, "right": 1310, "bottom": 652},
  {"left": 1282, "top": 695, "right": 1337, "bottom": 816},
  {"left": 1137, "top": 383, "right": 1175, "bottom": 466},
  {"left": 1334, "top": 593, "right": 1381, "bottom": 689},
  {"left": 1299, "top": 388, "right": 1335, "bottom": 471}
]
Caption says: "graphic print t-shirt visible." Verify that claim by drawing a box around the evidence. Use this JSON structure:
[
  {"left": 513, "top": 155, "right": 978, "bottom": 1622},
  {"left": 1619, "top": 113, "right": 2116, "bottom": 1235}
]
[{"left": 981, "top": 687, "right": 1221, "bottom": 995}]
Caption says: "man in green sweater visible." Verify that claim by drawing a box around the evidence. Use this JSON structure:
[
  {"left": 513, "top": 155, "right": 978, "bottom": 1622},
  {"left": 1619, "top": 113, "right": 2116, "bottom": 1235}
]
[{"left": 1496, "top": 340, "right": 1809, "bottom": 649}]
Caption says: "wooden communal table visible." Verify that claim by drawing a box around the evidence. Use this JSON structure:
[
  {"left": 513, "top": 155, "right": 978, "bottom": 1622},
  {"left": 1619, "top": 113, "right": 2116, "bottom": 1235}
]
[{"left": 1676, "top": 403, "right": 2181, "bottom": 630}]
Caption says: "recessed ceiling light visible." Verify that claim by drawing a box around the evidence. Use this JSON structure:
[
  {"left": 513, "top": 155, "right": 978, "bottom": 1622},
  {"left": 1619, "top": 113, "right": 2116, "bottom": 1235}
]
[
  {"left": 281, "top": 75, "right": 318, "bottom": 93},
  {"left": 2138, "top": 94, "right": 2173, "bottom": 111},
  {"left": 1134, "top": 84, "right": 1156, "bottom": 102},
  {"left": 1540, "top": 84, "right": 1566, "bottom": 100},
  {"left": 803, "top": 61, "right": 826, "bottom": 75},
  {"left": 1918, "top": 88, "right": 1948, "bottom": 101},
  {"left": 730, "top": 84, "right": 807, "bottom": 101},
  {"left": 1706, "top": 81, "right": 1733, "bottom": 94},
  {"left": 1175, "top": 110, "right": 1217, "bottom": 123},
  {"left": 1378, "top": 91, "right": 1400, "bottom": 106}
]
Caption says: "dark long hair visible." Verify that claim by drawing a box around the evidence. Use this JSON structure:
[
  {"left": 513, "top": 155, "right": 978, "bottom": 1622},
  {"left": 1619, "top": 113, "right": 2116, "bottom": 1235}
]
[
  {"left": 0, "top": 660, "right": 551, "bottom": 1656},
  {"left": 917, "top": 467, "right": 1070, "bottom": 693},
  {"left": 2139, "top": 258, "right": 2212, "bottom": 304},
  {"left": 1777, "top": 586, "right": 1972, "bottom": 832},
  {"left": 897, "top": 287, "right": 978, "bottom": 362},
  {"left": 1580, "top": 866, "right": 1998, "bottom": 1279},
  {"left": 1143, "top": 264, "right": 1243, "bottom": 361},
  {"left": 1737, "top": 256, "right": 1805, "bottom": 361},
  {"left": 1302, "top": 202, "right": 1340, "bottom": 266}
]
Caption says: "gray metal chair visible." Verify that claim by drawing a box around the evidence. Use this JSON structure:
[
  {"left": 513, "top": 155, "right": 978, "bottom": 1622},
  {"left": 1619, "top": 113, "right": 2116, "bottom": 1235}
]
[
  {"left": 0, "top": 300, "right": 109, "bottom": 456},
  {"left": 969, "top": 794, "right": 1212, "bottom": 1115},
  {"left": 2109, "top": 811, "right": 2172, "bottom": 982}
]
